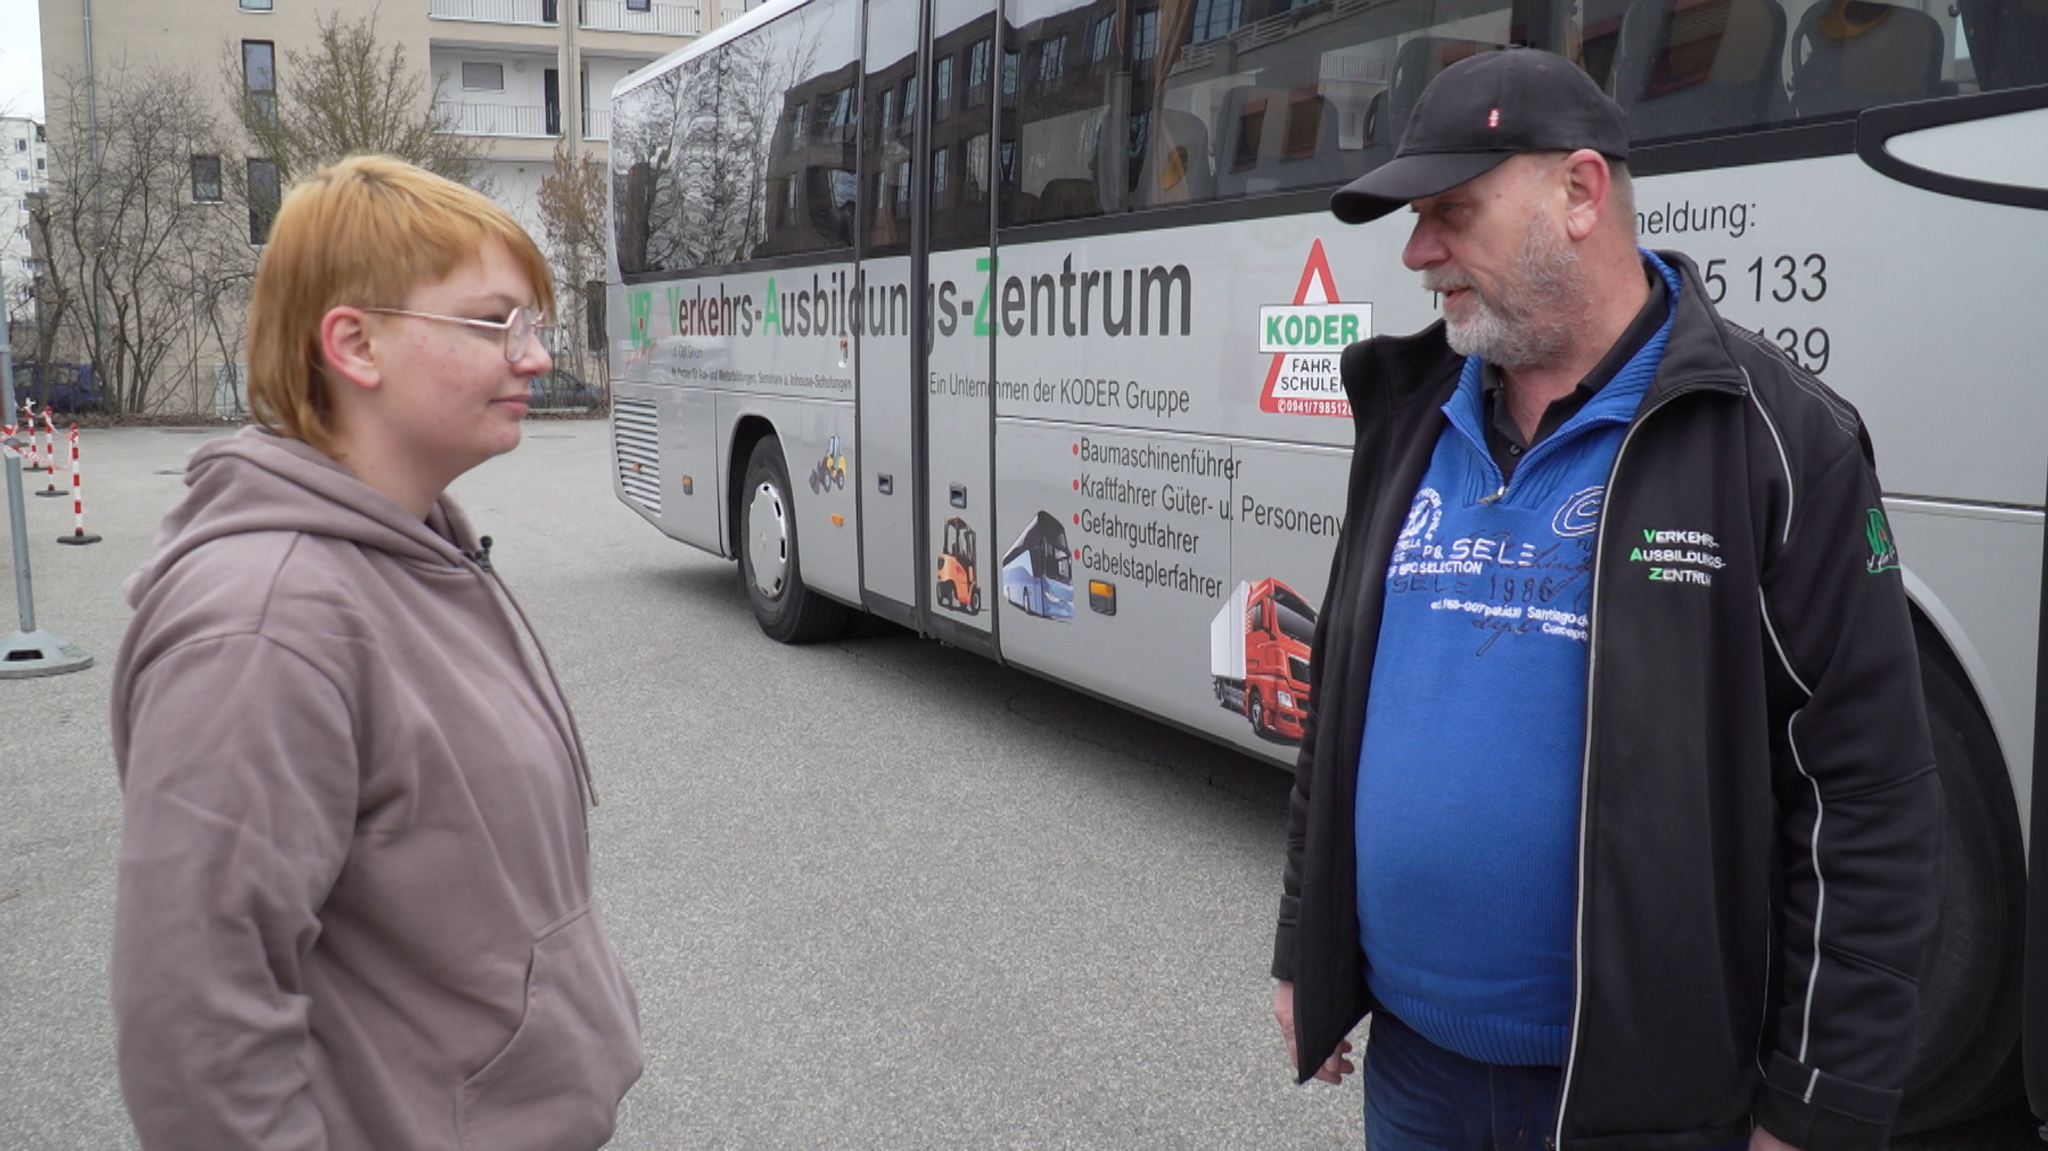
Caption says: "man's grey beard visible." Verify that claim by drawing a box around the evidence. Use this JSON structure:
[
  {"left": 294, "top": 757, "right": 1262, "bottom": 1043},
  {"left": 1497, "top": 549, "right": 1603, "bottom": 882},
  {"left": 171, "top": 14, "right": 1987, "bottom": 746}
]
[{"left": 1424, "top": 207, "right": 1587, "bottom": 370}]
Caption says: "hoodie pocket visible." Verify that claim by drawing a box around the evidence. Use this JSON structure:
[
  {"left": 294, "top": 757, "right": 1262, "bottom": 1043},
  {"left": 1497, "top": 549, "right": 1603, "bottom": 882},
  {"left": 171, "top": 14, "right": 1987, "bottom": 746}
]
[{"left": 457, "top": 905, "right": 645, "bottom": 1151}]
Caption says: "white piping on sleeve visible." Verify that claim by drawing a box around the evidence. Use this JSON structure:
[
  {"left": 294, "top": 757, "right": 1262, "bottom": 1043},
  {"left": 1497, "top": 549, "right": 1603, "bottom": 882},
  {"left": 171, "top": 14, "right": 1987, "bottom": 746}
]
[
  {"left": 1788, "top": 711, "right": 1828, "bottom": 1067},
  {"left": 1804, "top": 1067, "right": 1821, "bottom": 1103},
  {"left": 1762, "top": 609, "right": 1815, "bottom": 698}
]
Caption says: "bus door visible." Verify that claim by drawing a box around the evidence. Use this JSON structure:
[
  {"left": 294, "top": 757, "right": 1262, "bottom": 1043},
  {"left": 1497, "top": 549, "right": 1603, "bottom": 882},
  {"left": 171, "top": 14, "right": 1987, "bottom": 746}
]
[
  {"left": 921, "top": 0, "right": 1000, "bottom": 646},
  {"left": 856, "top": 0, "right": 925, "bottom": 624}
]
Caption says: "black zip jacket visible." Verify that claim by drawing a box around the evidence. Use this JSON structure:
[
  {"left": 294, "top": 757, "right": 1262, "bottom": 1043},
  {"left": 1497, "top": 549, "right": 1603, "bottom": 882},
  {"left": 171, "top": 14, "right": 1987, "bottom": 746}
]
[{"left": 1273, "top": 252, "right": 1942, "bottom": 1150}]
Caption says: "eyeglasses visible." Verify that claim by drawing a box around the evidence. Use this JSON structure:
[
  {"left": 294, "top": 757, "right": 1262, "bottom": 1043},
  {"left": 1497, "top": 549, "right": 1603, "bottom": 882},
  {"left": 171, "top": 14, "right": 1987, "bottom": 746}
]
[{"left": 363, "top": 305, "right": 558, "bottom": 362}]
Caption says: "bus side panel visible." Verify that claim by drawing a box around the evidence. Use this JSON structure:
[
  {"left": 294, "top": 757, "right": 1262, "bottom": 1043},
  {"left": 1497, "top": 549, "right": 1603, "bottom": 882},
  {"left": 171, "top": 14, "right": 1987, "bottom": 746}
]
[
  {"left": 720, "top": 393, "right": 864, "bottom": 605},
  {"left": 1890, "top": 502, "right": 2042, "bottom": 844},
  {"left": 666, "top": 384, "right": 725, "bottom": 553},
  {"left": 992, "top": 419, "right": 1245, "bottom": 749},
  {"left": 858, "top": 254, "right": 920, "bottom": 610},
  {"left": 927, "top": 247, "right": 995, "bottom": 631}
]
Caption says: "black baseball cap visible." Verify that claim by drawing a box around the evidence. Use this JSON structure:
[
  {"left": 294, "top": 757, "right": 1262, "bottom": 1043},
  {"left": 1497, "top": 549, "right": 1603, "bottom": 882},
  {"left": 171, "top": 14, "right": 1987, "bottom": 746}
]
[{"left": 1330, "top": 47, "right": 1629, "bottom": 225}]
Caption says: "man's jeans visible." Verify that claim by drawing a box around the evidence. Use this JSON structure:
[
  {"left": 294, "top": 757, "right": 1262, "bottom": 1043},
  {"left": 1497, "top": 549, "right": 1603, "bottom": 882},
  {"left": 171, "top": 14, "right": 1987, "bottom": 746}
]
[{"left": 1363, "top": 1010, "right": 1751, "bottom": 1151}]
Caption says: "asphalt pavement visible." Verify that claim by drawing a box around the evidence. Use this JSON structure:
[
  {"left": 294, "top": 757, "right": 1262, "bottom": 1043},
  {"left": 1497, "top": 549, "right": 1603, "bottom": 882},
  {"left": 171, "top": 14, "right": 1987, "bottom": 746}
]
[{"left": 1, "top": 421, "right": 2038, "bottom": 1149}]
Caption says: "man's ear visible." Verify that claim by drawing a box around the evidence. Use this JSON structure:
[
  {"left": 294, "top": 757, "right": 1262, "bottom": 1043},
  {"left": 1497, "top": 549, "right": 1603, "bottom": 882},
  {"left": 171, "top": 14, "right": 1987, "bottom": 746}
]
[
  {"left": 1558, "top": 150, "right": 1611, "bottom": 243},
  {"left": 319, "top": 307, "right": 382, "bottom": 394}
]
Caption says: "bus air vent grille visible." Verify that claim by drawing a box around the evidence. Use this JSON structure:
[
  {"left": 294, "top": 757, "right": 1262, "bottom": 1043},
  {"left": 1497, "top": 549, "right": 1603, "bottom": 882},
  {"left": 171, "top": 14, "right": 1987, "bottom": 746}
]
[{"left": 613, "top": 399, "right": 662, "bottom": 516}]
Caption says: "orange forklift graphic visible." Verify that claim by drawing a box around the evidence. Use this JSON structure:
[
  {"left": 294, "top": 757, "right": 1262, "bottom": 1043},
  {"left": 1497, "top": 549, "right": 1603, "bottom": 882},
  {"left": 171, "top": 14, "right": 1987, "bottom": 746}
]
[{"left": 935, "top": 516, "right": 981, "bottom": 615}]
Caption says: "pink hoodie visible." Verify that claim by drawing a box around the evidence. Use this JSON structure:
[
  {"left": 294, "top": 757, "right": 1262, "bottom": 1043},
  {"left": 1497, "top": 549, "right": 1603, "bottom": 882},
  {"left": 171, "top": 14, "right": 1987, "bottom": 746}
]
[{"left": 110, "top": 427, "right": 641, "bottom": 1150}]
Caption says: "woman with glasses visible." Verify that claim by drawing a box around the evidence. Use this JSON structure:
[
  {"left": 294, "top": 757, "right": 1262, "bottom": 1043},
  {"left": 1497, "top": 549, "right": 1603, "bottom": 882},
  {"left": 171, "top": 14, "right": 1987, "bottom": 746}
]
[{"left": 108, "top": 155, "right": 641, "bottom": 1151}]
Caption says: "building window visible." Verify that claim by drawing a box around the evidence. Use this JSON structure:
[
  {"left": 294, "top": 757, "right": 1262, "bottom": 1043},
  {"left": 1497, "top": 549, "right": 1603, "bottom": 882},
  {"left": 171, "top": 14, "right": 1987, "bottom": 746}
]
[
  {"left": 191, "top": 155, "right": 223, "bottom": 203},
  {"left": 248, "top": 158, "right": 280, "bottom": 244},
  {"left": 966, "top": 37, "right": 990, "bottom": 104},
  {"left": 12, "top": 139, "right": 23, "bottom": 152},
  {"left": 933, "top": 56, "right": 953, "bottom": 120},
  {"left": 965, "top": 132, "right": 989, "bottom": 203},
  {"left": 13, "top": 169, "right": 24, "bottom": 181},
  {"left": 1090, "top": 16, "right": 1114, "bottom": 67},
  {"left": 240, "top": 0, "right": 273, "bottom": 9},
  {"left": 1130, "top": 10, "right": 1157, "bottom": 62},
  {"left": 1035, "top": 35, "right": 1065, "bottom": 89},
  {"left": 462, "top": 62, "right": 505, "bottom": 91},
  {"left": 243, "top": 41, "right": 276, "bottom": 124},
  {"left": 626, "top": 0, "right": 651, "bottom": 10}
]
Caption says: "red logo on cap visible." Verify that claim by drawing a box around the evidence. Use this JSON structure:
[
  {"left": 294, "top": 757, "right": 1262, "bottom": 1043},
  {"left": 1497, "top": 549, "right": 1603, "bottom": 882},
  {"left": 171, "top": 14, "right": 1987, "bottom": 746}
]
[{"left": 1487, "top": 108, "right": 1501, "bottom": 128}]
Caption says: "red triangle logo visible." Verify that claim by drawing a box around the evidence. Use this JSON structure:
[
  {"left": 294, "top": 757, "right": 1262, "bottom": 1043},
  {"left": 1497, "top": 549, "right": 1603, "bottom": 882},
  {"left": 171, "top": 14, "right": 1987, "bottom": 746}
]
[{"left": 1258, "top": 239, "right": 1356, "bottom": 418}]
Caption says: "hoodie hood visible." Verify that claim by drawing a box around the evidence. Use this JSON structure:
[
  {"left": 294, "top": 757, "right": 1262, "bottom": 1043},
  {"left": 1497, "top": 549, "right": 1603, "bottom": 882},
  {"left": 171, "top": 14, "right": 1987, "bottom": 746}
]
[{"left": 127, "top": 426, "right": 479, "bottom": 609}]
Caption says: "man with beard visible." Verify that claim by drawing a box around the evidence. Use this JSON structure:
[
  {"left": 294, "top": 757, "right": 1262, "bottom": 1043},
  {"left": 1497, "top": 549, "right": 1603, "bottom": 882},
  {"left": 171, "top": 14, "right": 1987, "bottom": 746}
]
[{"left": 1269, "top": 48, "right": 1941, "bottom": 1151}]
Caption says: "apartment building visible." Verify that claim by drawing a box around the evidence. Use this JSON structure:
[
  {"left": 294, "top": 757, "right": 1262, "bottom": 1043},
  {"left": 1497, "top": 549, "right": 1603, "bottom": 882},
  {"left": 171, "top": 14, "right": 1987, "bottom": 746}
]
[
  {"left": 35, "top": 0, "right": 745, "bottom": 244},
  {"left": 0, "top": 117, "right": 48, "bottom": 325}
]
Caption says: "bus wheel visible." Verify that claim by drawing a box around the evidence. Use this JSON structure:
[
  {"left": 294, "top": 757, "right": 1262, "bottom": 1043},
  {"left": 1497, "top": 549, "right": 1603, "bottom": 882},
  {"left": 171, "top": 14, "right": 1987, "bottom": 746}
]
[
  {"left": 1896, "top": 624, "right": 2026, "bottom": 1131},
  {"left": 739, "top": 438, "right": 849, "bottom": 644}
]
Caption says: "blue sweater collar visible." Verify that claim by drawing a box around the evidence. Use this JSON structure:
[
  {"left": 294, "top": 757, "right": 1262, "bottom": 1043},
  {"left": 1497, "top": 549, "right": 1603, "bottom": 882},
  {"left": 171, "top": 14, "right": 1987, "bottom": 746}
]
[{"left": 1442, "top": 251, "right": 1683, "bottom": 467}]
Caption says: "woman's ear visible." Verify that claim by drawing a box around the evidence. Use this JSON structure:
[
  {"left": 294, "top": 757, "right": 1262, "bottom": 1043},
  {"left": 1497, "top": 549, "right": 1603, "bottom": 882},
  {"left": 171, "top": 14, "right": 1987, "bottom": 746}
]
[{"left": 319, "top": 307, "right": 382, "bottom": 393}]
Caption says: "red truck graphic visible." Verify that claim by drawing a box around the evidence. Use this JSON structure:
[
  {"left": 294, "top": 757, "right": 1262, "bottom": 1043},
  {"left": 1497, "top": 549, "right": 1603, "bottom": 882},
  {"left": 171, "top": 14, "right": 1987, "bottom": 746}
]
[{"left": 1210, "top": 578, "right": 1316, "bottom": 744}]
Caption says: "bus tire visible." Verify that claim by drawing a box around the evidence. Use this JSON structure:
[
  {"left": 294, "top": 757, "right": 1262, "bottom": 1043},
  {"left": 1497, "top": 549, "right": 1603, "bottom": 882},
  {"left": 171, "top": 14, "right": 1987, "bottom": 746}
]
[
  {"left": 739, "top": 438, "right": 849, "bottom": 645},
  {"left": 1895, "top": 623, "right": 2026, "bottom": 1131}
]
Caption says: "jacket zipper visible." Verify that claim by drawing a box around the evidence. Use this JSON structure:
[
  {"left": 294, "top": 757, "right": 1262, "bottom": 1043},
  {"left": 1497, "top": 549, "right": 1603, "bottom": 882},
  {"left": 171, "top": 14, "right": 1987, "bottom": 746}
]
[{"left": 1552, "top": 381, "right": 1720, "bottom": 1146}]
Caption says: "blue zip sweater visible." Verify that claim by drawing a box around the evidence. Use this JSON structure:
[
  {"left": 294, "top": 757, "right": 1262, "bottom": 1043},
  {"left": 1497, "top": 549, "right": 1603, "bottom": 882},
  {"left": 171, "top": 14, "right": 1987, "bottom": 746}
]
[{"left": 1355, "top": 255, "right": 1681, "bottom": 1066}]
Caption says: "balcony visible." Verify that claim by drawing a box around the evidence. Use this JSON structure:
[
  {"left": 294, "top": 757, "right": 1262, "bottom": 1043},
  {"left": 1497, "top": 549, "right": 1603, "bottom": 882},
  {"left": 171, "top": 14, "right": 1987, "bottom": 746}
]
[
  {"left": 581, "top": 0, "right": 699, "bottom": 36},
  {"left": 429, "top": 0, "right": 559, "bottom": 24},
  {"left": 436, "top": 101, "right": 553, "bottom": 137},
  {"left": 584, "top": 107, "right": 613, "bottom": 140}
]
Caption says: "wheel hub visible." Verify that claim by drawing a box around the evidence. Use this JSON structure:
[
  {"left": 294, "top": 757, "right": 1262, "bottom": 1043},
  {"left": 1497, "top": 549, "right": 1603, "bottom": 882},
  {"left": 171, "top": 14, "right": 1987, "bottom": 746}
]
[{"left": 746, "top": 481, "right": 790, "bottom": 599}]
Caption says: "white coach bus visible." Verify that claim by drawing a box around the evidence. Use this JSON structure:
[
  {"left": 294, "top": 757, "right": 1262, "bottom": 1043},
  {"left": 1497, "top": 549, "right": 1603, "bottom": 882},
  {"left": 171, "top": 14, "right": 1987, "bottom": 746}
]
[{"left": 604, "top": 0, "right": 2048, "bottom": 1126}]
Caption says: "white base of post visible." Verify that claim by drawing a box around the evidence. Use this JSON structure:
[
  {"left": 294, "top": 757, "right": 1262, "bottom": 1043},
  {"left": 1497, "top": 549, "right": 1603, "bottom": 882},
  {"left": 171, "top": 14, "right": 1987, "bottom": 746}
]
[{"left": 0, "top": 628, "right": 94, "bottom": 678}]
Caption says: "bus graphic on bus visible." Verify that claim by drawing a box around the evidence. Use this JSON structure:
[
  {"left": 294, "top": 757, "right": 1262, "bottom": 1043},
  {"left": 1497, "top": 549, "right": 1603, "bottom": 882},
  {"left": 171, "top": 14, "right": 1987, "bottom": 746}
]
[{"left": 1000, "top": 511, "right": 1075, "bottom": 620}]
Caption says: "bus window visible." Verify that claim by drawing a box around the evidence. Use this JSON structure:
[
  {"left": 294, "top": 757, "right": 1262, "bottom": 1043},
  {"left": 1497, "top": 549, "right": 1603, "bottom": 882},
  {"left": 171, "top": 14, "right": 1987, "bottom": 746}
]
[
  {"left": 1595, "top": 0, "right": 2015, "bottom": 142},
  {"left": 1001, "top": 0, "right": 1119, "bottom": 226},
  {"left": 756, "top": 0, "right": 861, "bottom": 258},
  {"left": 1134, "top": 0, "right": 1514, "bottom": 210},
  {"left": 931, "top": 0, "right": 999, "bottom": 246},
  {"left": 611, "top": 0, "right": 859, "bottom": 274},
  {"left": 863, "top": 0, "right": 922, "bottom": 254},
  {"left": 1596, "top": 0, "right": 1792, "bottom": 139},
  {"left": 1960, "top": 0, "right": 2048, "bottom": 88}
]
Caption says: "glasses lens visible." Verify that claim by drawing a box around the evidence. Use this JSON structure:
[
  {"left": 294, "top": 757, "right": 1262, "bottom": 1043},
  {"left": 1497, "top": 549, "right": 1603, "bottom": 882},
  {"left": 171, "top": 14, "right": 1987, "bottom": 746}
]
[{"left": 503, "top": 308, "right": 533, "bottom": 362}]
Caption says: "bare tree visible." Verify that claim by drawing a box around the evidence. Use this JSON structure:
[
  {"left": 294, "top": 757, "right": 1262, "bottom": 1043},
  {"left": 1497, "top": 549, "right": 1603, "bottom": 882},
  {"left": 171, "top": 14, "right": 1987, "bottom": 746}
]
[
  {"left": 40, "top": 64, "right": 252, "bottom": 413},
  {"left": 535, "top": 140, "right": 608, "bottom": 399},
  {"left": 226, "top": 8, "right": 489, "bottom": 188}
]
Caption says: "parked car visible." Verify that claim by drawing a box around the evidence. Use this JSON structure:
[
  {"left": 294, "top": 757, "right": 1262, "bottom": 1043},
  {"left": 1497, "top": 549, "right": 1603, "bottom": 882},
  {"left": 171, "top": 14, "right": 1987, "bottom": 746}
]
[
  {"left": 9, "top": 361, "right": 104, "bottom": 413},
  {"left": 527, "top": 366, "right": 600, "bottom": 411}
]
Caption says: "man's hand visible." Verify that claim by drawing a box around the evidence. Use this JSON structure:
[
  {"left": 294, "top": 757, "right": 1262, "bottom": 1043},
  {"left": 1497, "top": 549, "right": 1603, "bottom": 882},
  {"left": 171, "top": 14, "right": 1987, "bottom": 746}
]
[
  {"left": 1751, "top": 1127, "right": 1800, "bottom": 1151},
  {"left": 1273, "top": 980, "right": 1355, "bottom": 1084}
]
